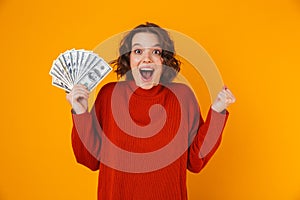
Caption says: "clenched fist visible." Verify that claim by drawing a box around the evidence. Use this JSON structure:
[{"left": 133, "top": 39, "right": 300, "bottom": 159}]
[
  {"left": 211, "top": 86, "right": 236, "bottom": 113},
  {"left": 66, "top": 84, "right": 90, "bottom": 114}
]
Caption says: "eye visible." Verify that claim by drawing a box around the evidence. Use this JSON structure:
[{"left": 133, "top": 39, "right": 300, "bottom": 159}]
[
  {"left": 152, "top": 49, "right": 162, "bottom": 55},
  {"left": 133, "top": 49, "right": 143, "bottom": 54}
]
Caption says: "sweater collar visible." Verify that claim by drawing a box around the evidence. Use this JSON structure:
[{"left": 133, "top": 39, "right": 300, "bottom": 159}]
[{"left": 127, "top": 80, "right": 164, "bottom": 97}]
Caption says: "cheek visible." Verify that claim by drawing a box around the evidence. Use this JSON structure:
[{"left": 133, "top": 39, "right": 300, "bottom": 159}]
[
  {"left": 156, "top": 56, "right": 163, "bottom": 65},
  {"left": 130, "top": 55, "right": 139, "bottom": 68}
]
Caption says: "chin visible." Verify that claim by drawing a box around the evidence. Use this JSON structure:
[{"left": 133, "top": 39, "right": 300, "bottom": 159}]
[{"left": 138, "top": 81, "right": 159, "bottom": 89}]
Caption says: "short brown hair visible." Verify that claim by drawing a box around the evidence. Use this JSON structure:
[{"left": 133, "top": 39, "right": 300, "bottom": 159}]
[{"left": 110, "top": 22, "right": 181, "bottom": 83}]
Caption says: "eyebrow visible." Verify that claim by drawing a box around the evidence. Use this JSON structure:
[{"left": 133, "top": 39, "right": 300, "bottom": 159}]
[{"left": 132, "top": 43, "right": 161, "bottom": 48}]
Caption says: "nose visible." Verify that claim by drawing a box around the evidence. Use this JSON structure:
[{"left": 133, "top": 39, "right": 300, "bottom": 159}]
[{"left": 142, "top": 49, "right": 152, "bottom": 63}]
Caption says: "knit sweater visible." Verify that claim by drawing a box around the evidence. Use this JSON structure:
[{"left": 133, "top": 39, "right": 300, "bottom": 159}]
[{"left": 71, "top": 81, "right": 229, "bottom": 200}]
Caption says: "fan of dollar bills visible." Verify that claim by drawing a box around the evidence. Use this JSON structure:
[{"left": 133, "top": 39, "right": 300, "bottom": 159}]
[{"left": 49, "top": 49, "right": 112, "bottom": 92}]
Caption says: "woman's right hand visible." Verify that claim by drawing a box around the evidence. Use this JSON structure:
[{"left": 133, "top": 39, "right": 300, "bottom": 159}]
[{"left": 66, "top": 84, "right": 90, "bottom": 114}]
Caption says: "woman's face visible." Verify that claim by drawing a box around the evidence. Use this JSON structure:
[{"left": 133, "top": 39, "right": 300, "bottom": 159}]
[{"left": 130, "top": 32, "right": 163, "bottom": 89}]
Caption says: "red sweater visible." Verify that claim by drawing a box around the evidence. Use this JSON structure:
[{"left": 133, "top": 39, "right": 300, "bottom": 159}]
[{"left": 71, "top": 81, "right": 228, "bottom": 200}]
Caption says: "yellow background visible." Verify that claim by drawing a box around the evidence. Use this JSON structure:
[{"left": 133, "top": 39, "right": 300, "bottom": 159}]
[{"left": 1, "top": 0, "right": 300, "bottom": 199}]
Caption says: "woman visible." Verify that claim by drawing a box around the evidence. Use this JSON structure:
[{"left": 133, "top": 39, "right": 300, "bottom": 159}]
[{"left": 67, "top": 22, "right": 235, "bottom": 200}]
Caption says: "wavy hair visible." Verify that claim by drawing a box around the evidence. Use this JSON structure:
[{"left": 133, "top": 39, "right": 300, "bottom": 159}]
[{"left": 110, "top": 22, "right": 181, "bottom": 83}]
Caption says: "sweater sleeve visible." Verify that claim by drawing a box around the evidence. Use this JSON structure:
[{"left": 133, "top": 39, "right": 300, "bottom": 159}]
[
  {"left": 71, "top": 85, "right": 108, "bottom": 171},
  {"left": 71, "top": 108, "right": 101, "bottom": 171},
  {"left": 187, "top": 94, "right": 229, "bottom": 173}
]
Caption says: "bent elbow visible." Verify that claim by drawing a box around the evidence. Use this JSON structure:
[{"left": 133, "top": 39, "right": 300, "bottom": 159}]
[
  {"left": 75, "top": 157, "right": 100, "bottom": 171},
  {"left": 187, "top": 159, "right": 205, "bottom": 173}
]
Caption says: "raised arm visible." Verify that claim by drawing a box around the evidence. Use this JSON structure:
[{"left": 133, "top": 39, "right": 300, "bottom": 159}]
[
  {"left": 67, "top": 84, "right": 102, "bottom": 171},
  {"left": 187, "top": 86, "right": 235, "bottom": 173}
]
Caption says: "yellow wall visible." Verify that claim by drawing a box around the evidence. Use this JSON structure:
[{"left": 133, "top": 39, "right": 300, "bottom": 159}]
[{"left": 1, "top": 0, "right": 299, "bottom": 199}]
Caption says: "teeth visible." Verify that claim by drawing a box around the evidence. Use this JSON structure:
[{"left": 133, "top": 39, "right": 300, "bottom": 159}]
[
  {"left": 140, "top": 68, "right": 154, "bottom": 71},
  {"left": 139, "top": 68, "right": 154, "bottom": 80}
]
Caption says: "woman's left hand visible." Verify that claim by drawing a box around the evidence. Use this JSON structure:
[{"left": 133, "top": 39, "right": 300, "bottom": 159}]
[{"left": 211, "top": 86, "right": 236, "bottom": 113}]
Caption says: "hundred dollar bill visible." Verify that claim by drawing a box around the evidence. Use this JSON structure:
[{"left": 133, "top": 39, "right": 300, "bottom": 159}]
[
  {"left": 52, "top": 76, "right": 71, "bottom": 92},
  {"left": 50, "top": 49, "right": 112, "bottom": 92},
  {"left": 77, "top": 59, "right": 112, "bottom": 91}
]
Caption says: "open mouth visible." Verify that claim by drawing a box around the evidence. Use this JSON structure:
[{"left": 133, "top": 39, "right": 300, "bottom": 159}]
[{"left": 139, "top": 68, "right": 154, "bottom": 81}]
